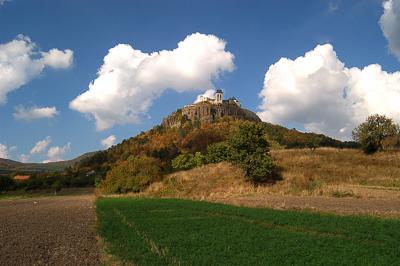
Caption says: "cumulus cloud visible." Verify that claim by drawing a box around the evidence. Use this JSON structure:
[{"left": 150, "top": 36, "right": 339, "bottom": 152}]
[
  {"left": 258, "top": 44, "right": 400, "bottom": 140},
  {"left": 194, "top": 89, "right": 216, "bottom": 103},
  {"left": 0, "top": 35, "right": 73, "bottom": 104},
  {"left": 30, "top": 136, "right": 51, "bottom": 154},
  {"left": 380, "top": 0, "right": 400, "bottom": 59},
  {"left": 13, "top": 105, "right": 59, "bottom": 120},
  {"left": 41, "top": 49, "right": 73, "bottom": 69},
  {"left": 0, "top": 143, "right": 9, "bottom": 159},
  {"left": 44, "top": 142, "right": 71, "bottom": 163},
  {"left": 101, "top": 135, "right": 116, "bottom": 149},
  {"left": 70, "top": 33, "right": 234, "bottom": 130}
]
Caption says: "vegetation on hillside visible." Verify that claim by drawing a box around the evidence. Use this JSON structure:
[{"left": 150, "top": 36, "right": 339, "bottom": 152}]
[
  {"left": 11, "top": 112, "right": 398, "bottom": 194},
  {"left": 67, "top": 116, "right": 358, "bottom": 194},
  {"left": 97, "top": 198, "right": 400, "bottom": 265}
]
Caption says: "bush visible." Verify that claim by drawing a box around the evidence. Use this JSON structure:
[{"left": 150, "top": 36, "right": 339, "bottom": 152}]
[
  {"left": 100, "top": 156, "right": 162, "bottom": 194},
  {"left": 172, "top": 152, "right": 205, "bottom": 171}
]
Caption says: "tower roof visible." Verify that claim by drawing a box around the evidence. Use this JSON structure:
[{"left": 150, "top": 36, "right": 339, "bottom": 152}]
[{"left": 216, "top": 89, "right": 223, "bottom": 93}]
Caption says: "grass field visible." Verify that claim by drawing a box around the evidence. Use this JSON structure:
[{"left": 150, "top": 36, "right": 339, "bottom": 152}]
[{"left": 97, "top": 197, "right": 400, "bottom": 265}]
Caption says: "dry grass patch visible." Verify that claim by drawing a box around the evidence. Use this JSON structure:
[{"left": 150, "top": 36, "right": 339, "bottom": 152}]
[
  {"left": 271, "top": 148, "right": 400, "bottom": 195},
  {"left": 146, "top": 162, "right": 258, "bottom": 199}
]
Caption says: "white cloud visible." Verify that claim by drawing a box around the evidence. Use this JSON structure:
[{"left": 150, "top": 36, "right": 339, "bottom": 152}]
[
  {"left": 258, "top": 44, "right": 400, "bottom": 140},
  {"left": 30, "top": 136, "right": 51, "bottom": 154},
  {"left": 0, "top": 35, "right": 74, "bottom": 104},
  {"left": 380, "top": 0, "right": 400, "bottom": 59},
  {"left": 19, "top": 154, "right": 30, "bottom": 163},
  {"left": 70, "top": 33, "right": 234, "bottom": 130},
  {"left": 44, "top": 142, "right": 71, "bottom": 163},
  {"left": 41, "top": 49, "right": 74, "bottom": 69},
  {"left": 13, "top": 105, "right": 59, "bottom": 120},
  {"left": 0, "top": 143, "right": 9, "bottom": 159},
  {"left": 101, "top": 135, "right": 116, "bottom": 149},
  {"left": 194, "top": 89, "right": 216, "bottom": 103}
]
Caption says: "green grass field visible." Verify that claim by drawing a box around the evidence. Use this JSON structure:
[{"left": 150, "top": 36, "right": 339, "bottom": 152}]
[{"left": 97, "top": 198, "right": 400, "bottom": 265}]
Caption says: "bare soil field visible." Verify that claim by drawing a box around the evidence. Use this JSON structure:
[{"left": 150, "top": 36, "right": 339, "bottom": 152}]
[{"left": 0, "top": 193, "right": 99, "bottom": 266}]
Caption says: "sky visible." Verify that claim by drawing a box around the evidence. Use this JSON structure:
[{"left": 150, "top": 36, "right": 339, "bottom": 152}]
[{"left": 0, "top": 0, "right": 400, "bottom": 162}]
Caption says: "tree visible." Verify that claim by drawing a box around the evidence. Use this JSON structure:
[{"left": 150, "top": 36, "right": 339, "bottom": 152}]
[
  {"left": 228, "top": 122, "right": 269, "bottom": 156},
  {"left": 228, "top": 122, "right": 275, "bottom": 183},
  {"left": 352, "top": 114, "right": 399, "bottom": 154}
]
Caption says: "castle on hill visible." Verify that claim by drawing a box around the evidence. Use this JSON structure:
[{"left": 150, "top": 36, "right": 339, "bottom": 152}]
[
  {"left": 162, "top": 89, "right": 260, "bottom": 128},
  {"left": 197, "top": 89, "right": 241, "bottom": 107}
]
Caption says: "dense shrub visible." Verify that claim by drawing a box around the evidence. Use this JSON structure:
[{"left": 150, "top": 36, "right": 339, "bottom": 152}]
[
  {"left": 172, "top": 152, "right": 206, "bottom": 171},
  {"left": 100, "top": 156, "right": 162, "bottom": 194}
]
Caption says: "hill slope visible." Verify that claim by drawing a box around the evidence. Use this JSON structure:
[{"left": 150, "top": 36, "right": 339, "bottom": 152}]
[
  {"left": 71, "top": 114, "right": 358, "bottom": 178},
  {"left": 0, "top": 152, "right": 97, "bottom": 174}
]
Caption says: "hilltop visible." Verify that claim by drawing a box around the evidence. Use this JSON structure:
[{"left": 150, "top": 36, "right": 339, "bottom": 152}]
[{"left": 162, "top": 101, "right": 261, "bottom": 128}]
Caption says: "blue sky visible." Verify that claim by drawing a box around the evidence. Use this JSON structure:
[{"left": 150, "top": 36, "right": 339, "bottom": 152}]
[{"left": 1, "top": 0, "right": 399, "bottom": 162}]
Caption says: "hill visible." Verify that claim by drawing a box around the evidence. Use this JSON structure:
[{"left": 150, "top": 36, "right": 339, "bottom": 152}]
[
  {"left": 0, "top": 152, "right": 97, "bottom": 174},
  {"left": 72, "top": 104, "right": 358, "bottom": 179}
]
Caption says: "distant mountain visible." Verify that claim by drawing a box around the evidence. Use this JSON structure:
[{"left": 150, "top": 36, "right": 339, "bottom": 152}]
[{"left": 0, "top": 152, "right": 97, "bottom": 174}]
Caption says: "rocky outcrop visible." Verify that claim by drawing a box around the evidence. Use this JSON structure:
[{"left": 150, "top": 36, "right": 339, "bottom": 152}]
[{"left": 162, "top": 102, "right": 261, "bottom": 128}]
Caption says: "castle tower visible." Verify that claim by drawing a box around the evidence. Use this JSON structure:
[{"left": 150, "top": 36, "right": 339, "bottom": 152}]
[{"left": 215, "top": 89, "right": 223, "bottom": 104}]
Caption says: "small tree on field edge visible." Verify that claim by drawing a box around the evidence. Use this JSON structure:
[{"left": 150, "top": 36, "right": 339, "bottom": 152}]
[{"left": 352, "top": 114, "right": 399, "bottom": 154}]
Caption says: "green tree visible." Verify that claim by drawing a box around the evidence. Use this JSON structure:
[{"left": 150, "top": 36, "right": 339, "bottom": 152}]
[
  {"left": 228, "top": 122, "right": 275, "bottom": 183},
  {"left": 352, "top": 114, "right": 399, "bottom": 154},
  {"left": 228, "top": 122, "right": 269, "bottom": 156}
]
